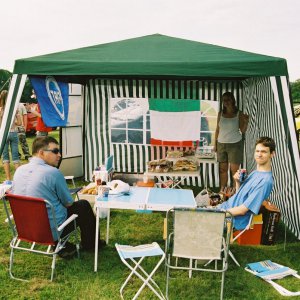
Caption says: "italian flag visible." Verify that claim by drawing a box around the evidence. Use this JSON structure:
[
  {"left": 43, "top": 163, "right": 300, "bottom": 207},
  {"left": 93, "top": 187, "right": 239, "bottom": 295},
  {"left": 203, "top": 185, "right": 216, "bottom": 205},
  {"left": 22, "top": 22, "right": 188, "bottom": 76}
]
[{"left": 149, "top": 98, "right": 201, "bottom": 146}]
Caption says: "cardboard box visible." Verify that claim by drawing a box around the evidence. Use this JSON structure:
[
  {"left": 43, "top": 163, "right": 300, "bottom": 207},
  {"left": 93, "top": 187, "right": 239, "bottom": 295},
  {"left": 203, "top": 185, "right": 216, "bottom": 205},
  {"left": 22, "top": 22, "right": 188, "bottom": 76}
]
[
  {"left": 77, "top": 183, "right": 108, "bottom": 218},
  {"left": 260, "top": 201, "right": 281, "bottom": 245},
  {"left": 77, "top": 183, "right": 97, "bottom": 204},
  {"left": 234, "top": 214, "right": 263, "bottom": 245}
]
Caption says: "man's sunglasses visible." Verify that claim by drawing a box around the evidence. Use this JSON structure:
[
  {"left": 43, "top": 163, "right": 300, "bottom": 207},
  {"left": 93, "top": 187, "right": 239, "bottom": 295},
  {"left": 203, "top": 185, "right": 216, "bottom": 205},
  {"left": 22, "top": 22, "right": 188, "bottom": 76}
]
[{"left": 43, "top": 148, "right": 60, "bottom": 154}]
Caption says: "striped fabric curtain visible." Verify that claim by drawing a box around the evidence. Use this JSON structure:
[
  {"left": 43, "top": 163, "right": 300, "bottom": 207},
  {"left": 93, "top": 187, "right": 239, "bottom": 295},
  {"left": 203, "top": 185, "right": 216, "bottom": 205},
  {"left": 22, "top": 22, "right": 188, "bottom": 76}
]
[
  {"left": 83, "top": 79, "right": 243, "bottom": 188},
  {"left": 0, "top": 74, "right": 27, "bottom": 156},
  {"left": 242, "top": 77, "right": 300, "bottom": 238}
]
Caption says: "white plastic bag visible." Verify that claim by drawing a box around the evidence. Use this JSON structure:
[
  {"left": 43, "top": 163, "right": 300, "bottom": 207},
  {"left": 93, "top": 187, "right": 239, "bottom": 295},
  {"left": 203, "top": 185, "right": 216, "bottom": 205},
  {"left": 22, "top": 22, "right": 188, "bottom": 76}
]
[
  {"left": 107, "top": 180, "right": 130, "bottom": 194},
  {"left": 195, "top": 189, "right": 210, "bottom": 207}
]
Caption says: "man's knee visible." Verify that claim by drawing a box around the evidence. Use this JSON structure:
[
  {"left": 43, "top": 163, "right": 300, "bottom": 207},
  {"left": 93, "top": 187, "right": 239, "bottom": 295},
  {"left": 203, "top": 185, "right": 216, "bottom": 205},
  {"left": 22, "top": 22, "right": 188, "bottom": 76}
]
[
  {"left": 71, "top": 199, "right": 93, "bottom": 214},
  {"left": 76, "top": 199, "right": 92, "bottom": 209}
]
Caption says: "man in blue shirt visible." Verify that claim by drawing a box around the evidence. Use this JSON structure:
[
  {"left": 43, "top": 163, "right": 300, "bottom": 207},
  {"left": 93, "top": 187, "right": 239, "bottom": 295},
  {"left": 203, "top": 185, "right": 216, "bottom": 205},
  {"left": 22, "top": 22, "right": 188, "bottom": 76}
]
[
  {"left": 12, "top": 136, "right": 104, "bottom": 258},
  {"left": 218, "top": 136, "right": 275, "bottom": 230}
]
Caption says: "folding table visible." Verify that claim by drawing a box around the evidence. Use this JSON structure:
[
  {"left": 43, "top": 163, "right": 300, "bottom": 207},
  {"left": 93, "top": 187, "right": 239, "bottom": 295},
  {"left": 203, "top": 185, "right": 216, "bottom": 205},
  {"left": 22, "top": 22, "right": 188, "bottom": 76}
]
[
  {"left": 145, "top": 156, "right": 217, "bottom": 189},
  {"left": 94, "top": 187, "right": 196, "bottom": 272},
  {"left": 144, "top": 168, "right": 200, "bottom": 188}
]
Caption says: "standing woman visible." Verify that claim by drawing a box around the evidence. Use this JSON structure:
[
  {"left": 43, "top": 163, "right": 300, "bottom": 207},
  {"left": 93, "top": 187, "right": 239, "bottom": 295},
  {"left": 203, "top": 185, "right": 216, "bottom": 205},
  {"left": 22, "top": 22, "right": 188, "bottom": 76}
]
[
  {"left": 0, "top": 90, "right": 22, "bottom": 181},
  {"left": 214, "top": 92, "right": 249, "bottom": 190}
]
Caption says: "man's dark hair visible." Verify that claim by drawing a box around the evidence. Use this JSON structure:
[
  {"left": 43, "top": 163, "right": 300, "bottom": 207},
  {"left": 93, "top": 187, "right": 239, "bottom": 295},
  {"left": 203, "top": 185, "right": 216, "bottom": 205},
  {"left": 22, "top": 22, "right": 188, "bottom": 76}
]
[
  {"left": 32, "top": 136, "right": 59, "bottom": 155},
  {"left": 255, "top": 136, "right": 276, "bottom": 153}
]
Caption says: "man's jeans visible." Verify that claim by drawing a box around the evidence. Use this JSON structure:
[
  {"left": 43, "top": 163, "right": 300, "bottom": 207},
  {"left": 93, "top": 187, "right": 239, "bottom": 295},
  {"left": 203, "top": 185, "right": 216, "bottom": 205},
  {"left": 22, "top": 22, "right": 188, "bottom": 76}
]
[{"left": 2, "top": 132, "right": 20, "bottom": 164}]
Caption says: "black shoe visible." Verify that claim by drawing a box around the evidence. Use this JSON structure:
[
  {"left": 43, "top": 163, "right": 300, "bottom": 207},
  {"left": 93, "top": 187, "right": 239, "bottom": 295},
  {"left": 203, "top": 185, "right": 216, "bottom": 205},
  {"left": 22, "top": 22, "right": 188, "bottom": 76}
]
[{"left": 58, "top": 242, "right": 77, "bottom": 259}]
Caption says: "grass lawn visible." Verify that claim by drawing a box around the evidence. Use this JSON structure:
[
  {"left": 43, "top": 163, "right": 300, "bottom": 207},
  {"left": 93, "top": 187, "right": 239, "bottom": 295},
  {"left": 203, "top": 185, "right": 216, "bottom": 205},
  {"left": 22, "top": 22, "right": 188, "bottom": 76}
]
[{"left": 0, "top": 132, "right": 300, "bottom": 299}]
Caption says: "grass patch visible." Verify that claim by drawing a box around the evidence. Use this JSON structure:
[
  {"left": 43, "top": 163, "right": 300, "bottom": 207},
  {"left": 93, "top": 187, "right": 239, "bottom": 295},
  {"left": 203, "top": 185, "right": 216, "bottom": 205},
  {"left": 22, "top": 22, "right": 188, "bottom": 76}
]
[{"left": 0, "top": 132, "right": 300, "bottom": 299}]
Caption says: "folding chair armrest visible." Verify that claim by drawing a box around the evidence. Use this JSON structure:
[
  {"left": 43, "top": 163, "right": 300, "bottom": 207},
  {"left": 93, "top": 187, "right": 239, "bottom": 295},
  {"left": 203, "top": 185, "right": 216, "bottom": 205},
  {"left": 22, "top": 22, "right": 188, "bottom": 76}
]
[
  {"left": 69, "top": 187, "right": 82, "bottom": 195},
  {"left": 231, "top": 214, "right": 254, "bottom": 242},
  {"left": 232, "top": 227, "right": 247, "bottom": 242},
  {"left": 57, "top": 214, "right": 78, "bottom": 232},
  {"left": 107, "top": 167, "right": 114, "bottom": 174}
]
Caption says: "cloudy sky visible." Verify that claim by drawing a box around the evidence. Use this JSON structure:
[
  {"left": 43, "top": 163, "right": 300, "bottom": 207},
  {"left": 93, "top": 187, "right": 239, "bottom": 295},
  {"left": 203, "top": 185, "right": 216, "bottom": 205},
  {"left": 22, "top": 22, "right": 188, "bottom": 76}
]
[{"left": 2, "top": 0, "right": 299, "bottom": 80}]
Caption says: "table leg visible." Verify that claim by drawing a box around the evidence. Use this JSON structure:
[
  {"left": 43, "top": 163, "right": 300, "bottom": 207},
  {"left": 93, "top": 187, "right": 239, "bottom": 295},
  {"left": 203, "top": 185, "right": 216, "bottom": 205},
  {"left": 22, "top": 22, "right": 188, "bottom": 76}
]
[
  {"left": 155, "top": 177, "right": 164, "bottom": 188},
  {"left": 206, "top": 163, "right": 210, "bottom": 190},
  {"left": 203, "top": 163, "right": 208, "bottom": 189},
  {"left": 94, "top": 206, "right": 100, "bottom": 272},
  {"left": 106, "top": 208, "right": 110, "bottom": 244},
  {"left": 171, "top": 176, "right": 187, "bottom": 189}
]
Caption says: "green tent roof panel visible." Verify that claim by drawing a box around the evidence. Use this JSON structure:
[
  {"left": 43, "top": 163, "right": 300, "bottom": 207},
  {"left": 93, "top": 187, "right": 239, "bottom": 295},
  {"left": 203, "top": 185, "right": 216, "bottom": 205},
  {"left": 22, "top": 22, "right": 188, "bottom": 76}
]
[{"left": 13, "top": 34, "right": 288, "bottom": 79}]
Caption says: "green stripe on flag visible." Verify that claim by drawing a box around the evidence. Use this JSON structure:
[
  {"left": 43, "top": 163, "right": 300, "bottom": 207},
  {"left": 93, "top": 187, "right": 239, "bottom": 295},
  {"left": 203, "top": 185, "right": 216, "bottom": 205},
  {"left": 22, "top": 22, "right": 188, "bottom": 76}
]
[{"left": 149, "top": 98, "right": 200, "bottom": 112}]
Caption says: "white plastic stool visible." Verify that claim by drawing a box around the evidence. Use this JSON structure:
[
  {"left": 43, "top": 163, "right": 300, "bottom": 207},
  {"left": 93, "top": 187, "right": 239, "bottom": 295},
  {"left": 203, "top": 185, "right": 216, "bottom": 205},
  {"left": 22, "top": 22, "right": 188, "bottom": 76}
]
[
  {"left": 115, "top": 242, "right": 166, "bottom": 300},
  {"left": 64, "top": 175, "right": 75, "bottom": 187}
]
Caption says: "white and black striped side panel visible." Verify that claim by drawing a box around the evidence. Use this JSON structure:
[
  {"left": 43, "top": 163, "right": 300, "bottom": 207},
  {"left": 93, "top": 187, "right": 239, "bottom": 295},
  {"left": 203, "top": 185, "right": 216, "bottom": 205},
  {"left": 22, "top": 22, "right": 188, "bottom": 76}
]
[
  {"left": 243, "top": 77, "right": 300, "bottom": 239},
  {"left": 271, "top": 76, "right": 300, "bottom": 238},
  {"left": 0, "top": 74, "right": 27, "bottom": 156},
  {"left": 84, "top": 79, "right": 242, "bottom": 187},
  {"left": 84, "top": 79, "right": 111, "bottom": 180}
]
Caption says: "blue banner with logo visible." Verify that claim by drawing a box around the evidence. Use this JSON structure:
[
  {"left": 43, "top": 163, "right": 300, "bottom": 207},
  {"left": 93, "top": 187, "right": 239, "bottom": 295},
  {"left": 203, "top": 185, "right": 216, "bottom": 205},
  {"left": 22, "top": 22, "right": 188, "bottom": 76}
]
[{"left": 29, "top": 76, "right": 69, "bottom": 127}]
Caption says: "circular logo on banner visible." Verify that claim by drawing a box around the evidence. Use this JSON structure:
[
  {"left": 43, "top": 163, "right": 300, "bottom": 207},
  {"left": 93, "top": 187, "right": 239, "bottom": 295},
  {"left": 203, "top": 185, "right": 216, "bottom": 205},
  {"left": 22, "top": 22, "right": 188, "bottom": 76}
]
[{"left": 45, "top": 76, "right": 65, "bottom": 120}]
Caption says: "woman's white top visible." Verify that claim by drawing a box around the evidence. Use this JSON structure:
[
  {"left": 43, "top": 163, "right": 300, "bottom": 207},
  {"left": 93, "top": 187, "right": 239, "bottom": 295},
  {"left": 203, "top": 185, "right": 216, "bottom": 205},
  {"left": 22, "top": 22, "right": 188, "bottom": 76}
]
[{"left": 217, "top": 112, "right": 242, "bottom": 143}]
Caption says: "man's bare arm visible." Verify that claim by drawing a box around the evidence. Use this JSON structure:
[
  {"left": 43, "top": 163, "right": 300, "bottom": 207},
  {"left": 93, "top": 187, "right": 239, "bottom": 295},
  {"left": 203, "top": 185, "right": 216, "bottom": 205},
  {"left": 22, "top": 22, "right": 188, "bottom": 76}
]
[{"left": 227, "top": 204, "right": 249, "bottom": 216}]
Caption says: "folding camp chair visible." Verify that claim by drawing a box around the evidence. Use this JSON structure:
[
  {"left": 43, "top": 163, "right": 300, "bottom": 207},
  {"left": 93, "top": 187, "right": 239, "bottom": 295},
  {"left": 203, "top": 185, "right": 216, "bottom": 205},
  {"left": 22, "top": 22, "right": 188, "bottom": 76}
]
[
  {"left": 3, "top": 193, "right": 80, "bottom": 281},
  {"left": 115, "top": 242, "right": 166, "bottom": 300},
  {"left": 165, "top": 208, "right": 232, "bottom": 300},
  {"left": 105, "top": 155, "right": 114, "bottom": 181},
  {"left": 245, "top": 260, "right": 300, "bottom": 296},
  {"left": 64, "top": 175, "right": 76, "bottom": 187}
]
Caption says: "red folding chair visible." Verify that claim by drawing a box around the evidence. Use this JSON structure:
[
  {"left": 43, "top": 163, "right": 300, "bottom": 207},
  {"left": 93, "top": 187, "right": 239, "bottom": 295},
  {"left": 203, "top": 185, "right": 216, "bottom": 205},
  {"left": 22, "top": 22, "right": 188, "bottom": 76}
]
[{"left": 3, "top": 193, "right": 80, "bottom": 281}]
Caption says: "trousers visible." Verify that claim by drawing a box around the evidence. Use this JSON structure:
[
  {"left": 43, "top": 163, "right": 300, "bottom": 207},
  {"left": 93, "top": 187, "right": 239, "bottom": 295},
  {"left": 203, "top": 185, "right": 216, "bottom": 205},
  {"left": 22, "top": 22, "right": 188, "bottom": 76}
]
[
  {"left": 2, "top": 132, "right": 19, "bottom": 163},
  {"left": 64, "top": 200, "right": 97, "bottom": 250},
  {"left": 17, "top": 127, "right": 30, "bottom": 157}
]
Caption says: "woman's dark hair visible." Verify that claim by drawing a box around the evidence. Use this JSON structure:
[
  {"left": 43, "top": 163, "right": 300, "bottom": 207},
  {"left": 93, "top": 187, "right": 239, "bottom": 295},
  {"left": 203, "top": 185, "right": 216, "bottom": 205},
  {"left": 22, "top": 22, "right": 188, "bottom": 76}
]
[{"left": 221, "top": 92, "right": 238, "bottom": 114}]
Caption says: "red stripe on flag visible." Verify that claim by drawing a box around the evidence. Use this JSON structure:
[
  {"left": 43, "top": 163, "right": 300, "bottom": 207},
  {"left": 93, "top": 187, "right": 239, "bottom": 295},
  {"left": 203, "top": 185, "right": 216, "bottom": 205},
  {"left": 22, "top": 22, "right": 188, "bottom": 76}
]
[{"left": 150, "top": 138, "right": 193, "bottom": 147}]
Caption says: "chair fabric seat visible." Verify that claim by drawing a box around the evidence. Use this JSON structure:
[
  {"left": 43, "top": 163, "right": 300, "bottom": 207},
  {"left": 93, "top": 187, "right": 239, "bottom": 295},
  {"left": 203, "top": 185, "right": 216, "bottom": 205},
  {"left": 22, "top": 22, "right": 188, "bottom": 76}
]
[{"left": 117, "top": 242, "right": 164, "bottom": 259}]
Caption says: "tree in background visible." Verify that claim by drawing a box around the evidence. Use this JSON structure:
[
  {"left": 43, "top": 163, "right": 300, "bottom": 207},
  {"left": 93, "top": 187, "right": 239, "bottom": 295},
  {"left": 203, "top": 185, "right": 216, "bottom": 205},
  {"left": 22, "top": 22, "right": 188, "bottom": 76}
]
[
  {"left": 0, "top": 69, "right": 12, "bottom": 91},
  {"left": 0, "top": 69, "right": 33, "bottom": 102},
  {"left": 291, "top": 79, "right": 300, "bottom": 104},
  {"left": 22, "top": 79, "right": 34, "bottom": 103}
]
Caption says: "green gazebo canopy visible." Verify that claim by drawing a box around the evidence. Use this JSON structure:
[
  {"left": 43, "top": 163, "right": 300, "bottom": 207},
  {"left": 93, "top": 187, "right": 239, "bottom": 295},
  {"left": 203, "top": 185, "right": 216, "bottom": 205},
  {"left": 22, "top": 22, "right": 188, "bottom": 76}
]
[{"left": 13, "top": 34, "right": 288, "bottom": 80}]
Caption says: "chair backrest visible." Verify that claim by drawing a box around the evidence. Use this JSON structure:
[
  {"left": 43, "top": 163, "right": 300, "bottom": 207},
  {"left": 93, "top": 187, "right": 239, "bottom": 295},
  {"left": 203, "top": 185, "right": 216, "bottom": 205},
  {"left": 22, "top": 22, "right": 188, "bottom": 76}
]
[
  {"left": 5, "top": 193, "right": 55, "bottom": 245},
  {"left": 105, "top": 155, "right": 114, "bottom": 172},
  {"left": 172, "top": 208, "right": 227, "bottom": 260}
]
